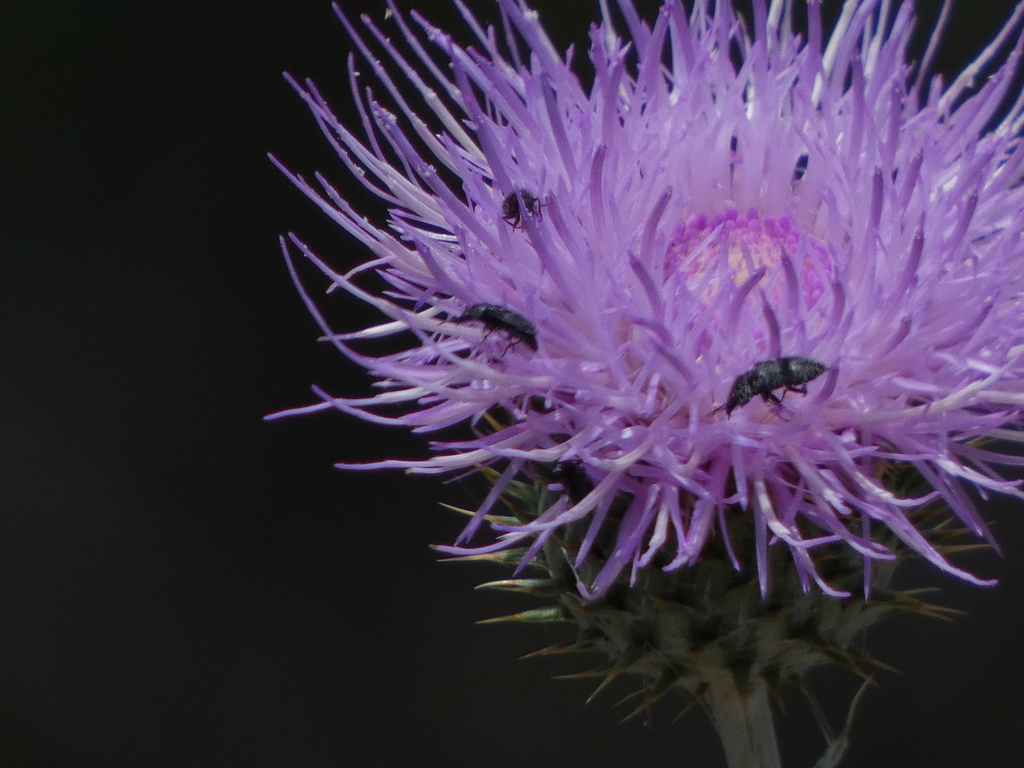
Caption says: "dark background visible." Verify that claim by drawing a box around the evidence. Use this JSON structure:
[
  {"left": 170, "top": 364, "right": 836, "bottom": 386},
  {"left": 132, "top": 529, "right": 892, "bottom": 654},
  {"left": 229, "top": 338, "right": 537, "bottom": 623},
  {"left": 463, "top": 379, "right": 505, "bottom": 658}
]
[{"left": 3, "top": 1, "right": 1024, "bottom": 766}]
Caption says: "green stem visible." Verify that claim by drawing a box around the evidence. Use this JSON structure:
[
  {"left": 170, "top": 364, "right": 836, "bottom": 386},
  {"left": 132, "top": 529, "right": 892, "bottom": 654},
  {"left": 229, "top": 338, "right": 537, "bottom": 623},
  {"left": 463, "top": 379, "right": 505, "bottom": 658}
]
[{"left": 706, "top": 680, "right": 781, "bottom": 768}]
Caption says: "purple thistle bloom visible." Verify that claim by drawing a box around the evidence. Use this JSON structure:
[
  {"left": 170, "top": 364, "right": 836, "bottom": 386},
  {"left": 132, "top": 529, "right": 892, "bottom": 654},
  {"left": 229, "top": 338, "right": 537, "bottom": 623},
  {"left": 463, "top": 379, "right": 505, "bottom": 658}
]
[{"left": 272, "top": 0, "right": 1024, "bottom": 600}]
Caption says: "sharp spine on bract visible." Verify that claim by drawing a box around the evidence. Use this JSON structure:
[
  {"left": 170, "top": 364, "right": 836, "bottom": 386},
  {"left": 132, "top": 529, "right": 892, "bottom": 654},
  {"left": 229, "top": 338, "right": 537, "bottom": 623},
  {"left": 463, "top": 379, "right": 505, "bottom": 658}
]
[
  {"left": 718, "top": 356, "right": 829, "bottom": 416},
  {"left": 454, "top": 303, "right": 539, "bottom": 351}
]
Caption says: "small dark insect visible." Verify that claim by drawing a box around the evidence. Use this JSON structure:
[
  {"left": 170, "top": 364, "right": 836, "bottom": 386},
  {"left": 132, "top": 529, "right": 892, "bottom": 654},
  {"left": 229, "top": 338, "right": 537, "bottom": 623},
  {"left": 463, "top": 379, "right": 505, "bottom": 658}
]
[
  {"left": 454, "top": 303, "right": 538, "bottom": 351},
  {"left": 718, "top": 356, "right": 828, "bottom": 416},
  {"left": 550, "top": 459, "right": 593, "bottom": 504},
  {"left": 501, "top": 190, "right": 542, "bottom": 229},
  {"left": 793, "top": 153, "right": 809, "bottom": 182}
]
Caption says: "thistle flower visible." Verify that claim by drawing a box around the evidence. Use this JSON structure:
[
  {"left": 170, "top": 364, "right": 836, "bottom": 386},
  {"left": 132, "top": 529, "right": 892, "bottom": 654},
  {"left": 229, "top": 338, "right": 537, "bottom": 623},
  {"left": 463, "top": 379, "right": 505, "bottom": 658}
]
[
  {"left": 274, "top": 0, "right": 1024, "bottom": 763},
  {"left": 274, "top": 0, "right": 1024, "bottom": 598}
]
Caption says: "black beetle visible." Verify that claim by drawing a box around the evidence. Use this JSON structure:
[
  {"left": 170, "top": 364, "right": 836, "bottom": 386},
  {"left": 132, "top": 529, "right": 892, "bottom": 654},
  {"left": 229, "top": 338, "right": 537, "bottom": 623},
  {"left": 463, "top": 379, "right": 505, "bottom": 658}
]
[
  {"left": 501, "top": 190, "right": 542, "bottom": 229},
  {"left": 550, "top": 459, "right": 593, "bottom": 504},
  {"left": 719, "top": 356, "right": 828, "bottom": 416},
  {"left": 454, "top": 304, "right": 538, "bottom": 351}
]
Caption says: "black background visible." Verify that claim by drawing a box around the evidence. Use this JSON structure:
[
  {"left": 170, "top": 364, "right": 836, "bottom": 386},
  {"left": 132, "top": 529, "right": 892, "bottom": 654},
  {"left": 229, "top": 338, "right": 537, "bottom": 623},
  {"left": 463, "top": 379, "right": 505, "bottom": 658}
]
[{"left": 3, "top": 1, "right": 1024, "bottom": 766}]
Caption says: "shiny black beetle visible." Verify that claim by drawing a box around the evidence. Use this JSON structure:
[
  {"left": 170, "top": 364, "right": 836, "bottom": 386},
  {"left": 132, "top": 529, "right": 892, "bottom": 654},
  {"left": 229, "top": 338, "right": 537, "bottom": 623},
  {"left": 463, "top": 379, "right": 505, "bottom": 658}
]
[
  {"left": 550, "top": 459, "right": 592, "bottom": 504},
  {"left": 454, "top": 304, "right": 538, "bottom": 351},
  {"left": 501, "top": 190, "right": 542, "bottom": 229},
  {"left": 719, "top": 356, "right": 828, "bottom": 416}
]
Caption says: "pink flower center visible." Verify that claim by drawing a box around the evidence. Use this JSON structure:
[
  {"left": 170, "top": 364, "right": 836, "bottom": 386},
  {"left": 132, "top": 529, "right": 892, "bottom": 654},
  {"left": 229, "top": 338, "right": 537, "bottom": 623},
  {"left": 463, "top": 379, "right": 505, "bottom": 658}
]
[{"left": 667, "top": 208, "right": 830, "bottom": 314}]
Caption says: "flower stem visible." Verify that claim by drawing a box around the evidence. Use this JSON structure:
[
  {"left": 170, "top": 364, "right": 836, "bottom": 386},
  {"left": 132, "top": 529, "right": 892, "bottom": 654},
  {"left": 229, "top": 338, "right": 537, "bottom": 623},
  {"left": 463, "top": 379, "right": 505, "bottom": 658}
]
[{"left": 706, "top": 680, "right": 781, "bottom": 768}]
